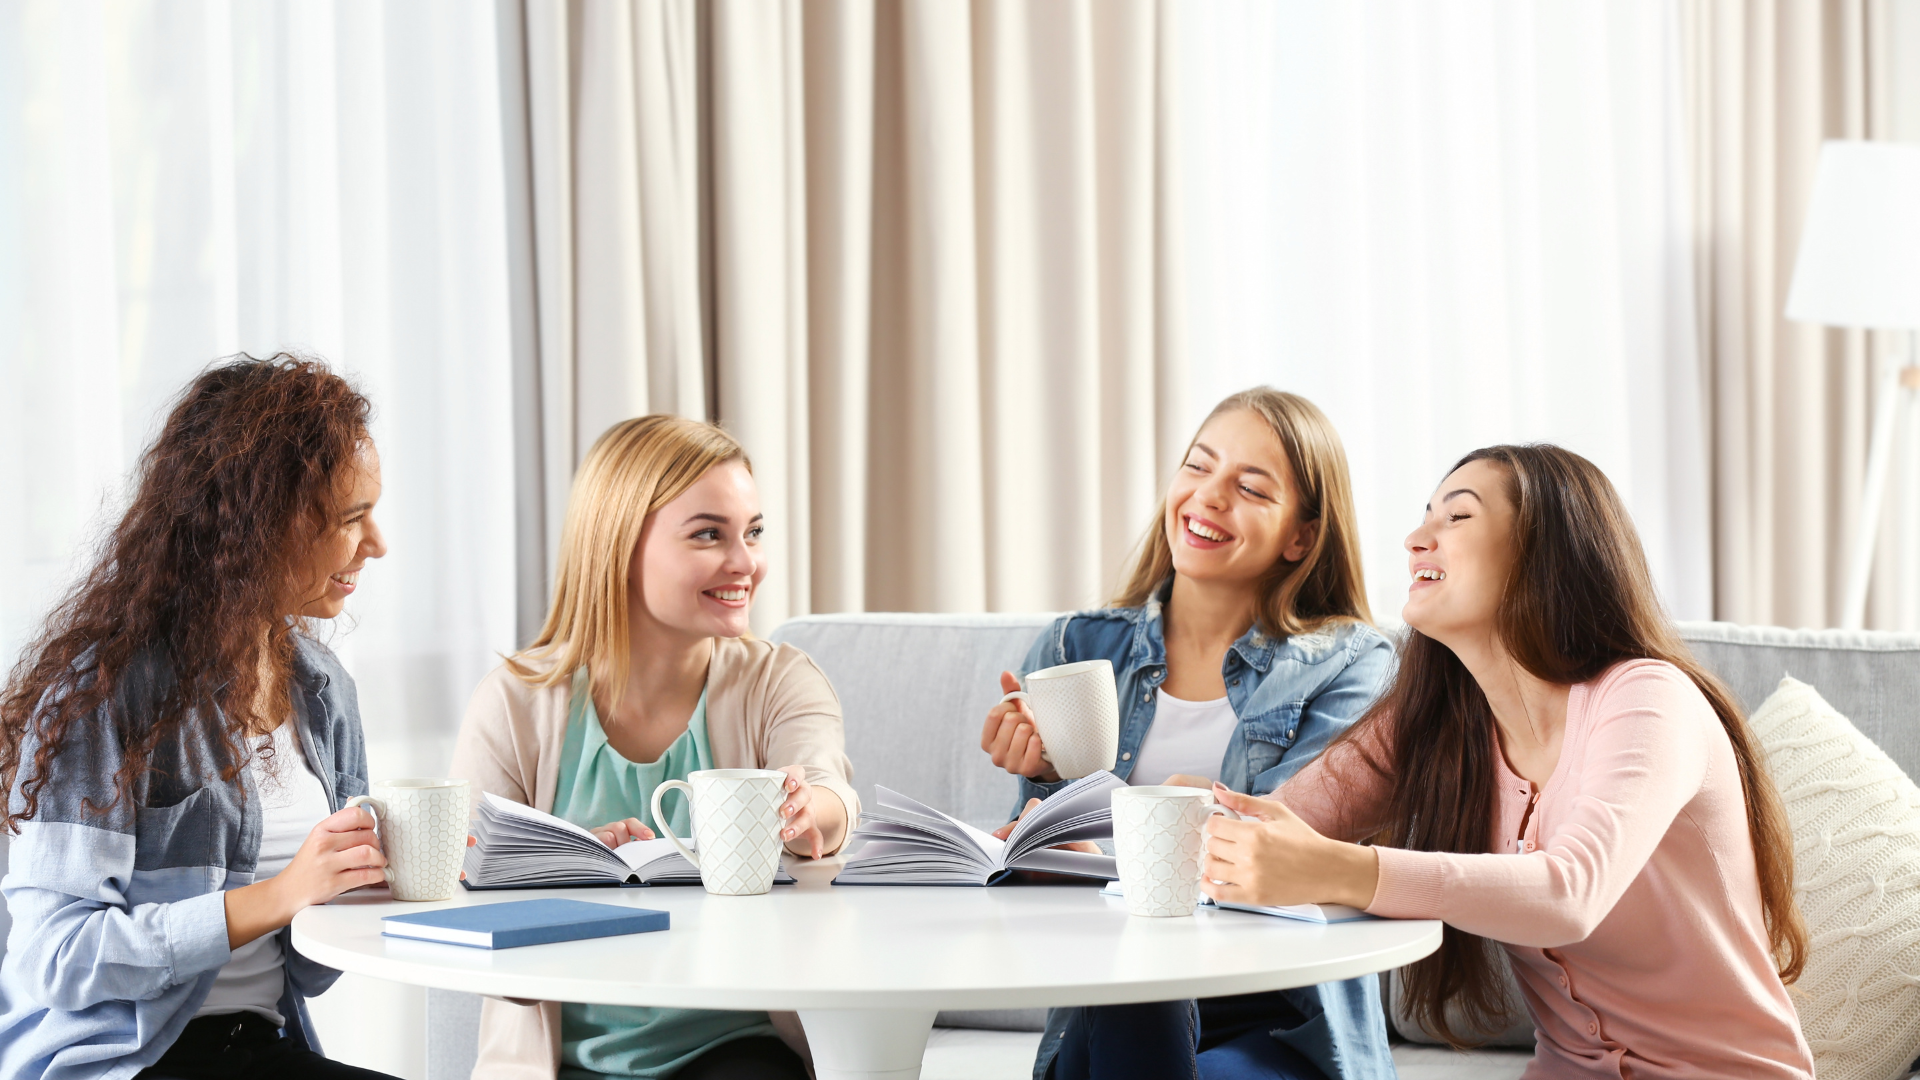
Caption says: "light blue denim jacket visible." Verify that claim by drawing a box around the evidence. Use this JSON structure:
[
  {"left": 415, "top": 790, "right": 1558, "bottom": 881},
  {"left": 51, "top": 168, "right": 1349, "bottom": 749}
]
[
  {"left": 1016, "top": 587, "right": 1397, "bottom": 1080},
  {"left": 0, "top": 635, "right": 368, "bottom": 1080}
]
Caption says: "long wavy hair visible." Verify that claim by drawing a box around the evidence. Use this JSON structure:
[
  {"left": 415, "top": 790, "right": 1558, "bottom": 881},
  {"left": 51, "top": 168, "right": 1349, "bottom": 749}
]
[
  {"left": 1349, "top": 444, "right": 1805, "bottom": 1045},
  {"left": 0, "top": 355, "right": 373, "bottom": 829},
  {"left": 1112, "top": 387, "right": 1371, "bottom": 634}
]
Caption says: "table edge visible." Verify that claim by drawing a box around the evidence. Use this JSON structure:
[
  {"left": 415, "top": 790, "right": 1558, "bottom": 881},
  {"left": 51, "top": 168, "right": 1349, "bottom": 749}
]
[{"left": 291, "top": 917, "right": 1442, "bottom": 1012}]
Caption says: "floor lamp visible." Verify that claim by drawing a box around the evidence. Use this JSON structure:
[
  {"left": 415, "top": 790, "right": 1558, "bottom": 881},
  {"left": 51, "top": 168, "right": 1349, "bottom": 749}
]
[{"left": 1785, "top": 140, "right": 1920, "bottom": 631}]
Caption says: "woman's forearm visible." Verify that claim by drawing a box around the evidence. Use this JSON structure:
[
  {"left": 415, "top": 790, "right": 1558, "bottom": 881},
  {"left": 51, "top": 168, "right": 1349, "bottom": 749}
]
[
  {"left": 1323, "top": 839, "right": 1381, "bottom": 909},
  {"left": 794, "top": 787, "right": 850, "bottom": 856},
  {"left": 223, "top": 877, "right": 293, "bottom": 950}
]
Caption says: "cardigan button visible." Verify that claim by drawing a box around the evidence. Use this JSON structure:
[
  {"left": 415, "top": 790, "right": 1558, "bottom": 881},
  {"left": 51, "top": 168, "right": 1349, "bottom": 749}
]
[
  {"left": 1588, "top": 1022, "right": 1598, "bottom": 1035},
  {"left": 1143, "top": 692, "right": 1151, "bottom": 702},
  {"left": 1121, "top": 752, "right": 1132, "bottom": 761}
]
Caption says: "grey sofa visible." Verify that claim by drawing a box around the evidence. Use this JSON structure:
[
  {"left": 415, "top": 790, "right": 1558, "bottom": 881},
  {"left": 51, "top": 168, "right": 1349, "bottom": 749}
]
[{"left": 396, "top": 615, "right": 1920, "bottom": 1078}]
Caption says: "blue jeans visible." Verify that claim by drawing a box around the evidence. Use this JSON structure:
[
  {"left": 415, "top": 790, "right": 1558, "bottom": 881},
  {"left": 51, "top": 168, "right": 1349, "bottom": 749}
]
[{"left": 1047, "top": 992, "right": 1331, "bottom": 1080}]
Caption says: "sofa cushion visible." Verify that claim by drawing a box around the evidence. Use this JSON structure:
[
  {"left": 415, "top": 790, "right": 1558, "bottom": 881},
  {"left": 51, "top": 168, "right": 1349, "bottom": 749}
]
[
  {"left": 767, "top": 613, "right": 1056, "bottom": 830},
  {"left": 1388, "top": 957, "right": 1535, "bottom": 1048},
  {"left": 1751, "top": 676, "right": 1920, "bottom": 1080},
  {"left": 1679, "top": 622, "right": 1920, "bottom": 782}
]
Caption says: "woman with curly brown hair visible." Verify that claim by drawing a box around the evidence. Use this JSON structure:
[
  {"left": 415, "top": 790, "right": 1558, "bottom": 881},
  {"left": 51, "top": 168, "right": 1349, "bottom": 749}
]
[{"left": 0, "top": 355, "right": 398, "bottom": 1080}]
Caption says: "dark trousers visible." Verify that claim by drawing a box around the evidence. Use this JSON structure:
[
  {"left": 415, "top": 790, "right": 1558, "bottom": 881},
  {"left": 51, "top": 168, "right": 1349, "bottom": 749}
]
[
  {"left": 1049, "top": 992, "right": 1331, "bottom": 1080},
  {"left": 674, "top": 1035, "right": 809, "bottom": 1080},
  {"left": 135, "top": 1012, "right": 400, "bottom": 1080}
]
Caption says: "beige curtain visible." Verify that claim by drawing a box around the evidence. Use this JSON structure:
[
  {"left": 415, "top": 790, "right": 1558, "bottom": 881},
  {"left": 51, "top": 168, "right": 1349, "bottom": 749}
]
[
  {"left": 505, "top": 0, "right": 1188, "bottom": 636},
  {"left": 1685, "top": 0, "right": 1913, "bottom": 629}
]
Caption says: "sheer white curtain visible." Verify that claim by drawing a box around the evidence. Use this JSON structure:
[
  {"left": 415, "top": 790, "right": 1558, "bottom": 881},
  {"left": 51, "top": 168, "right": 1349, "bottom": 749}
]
[
  {"left": 0, "top": 4, "right": 518, "bottom": 1071},
  {"left": 0, "top": 0, "right": 517, "bottom": 778},
  {"left": 1179, "top": 0, "right": 1712, "bottom": 625}
]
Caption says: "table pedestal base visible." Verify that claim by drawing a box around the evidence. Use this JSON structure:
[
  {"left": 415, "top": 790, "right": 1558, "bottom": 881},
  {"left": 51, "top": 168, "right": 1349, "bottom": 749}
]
[{"left": 798, "top": 1008, "right": 938, "bottom": 1080}]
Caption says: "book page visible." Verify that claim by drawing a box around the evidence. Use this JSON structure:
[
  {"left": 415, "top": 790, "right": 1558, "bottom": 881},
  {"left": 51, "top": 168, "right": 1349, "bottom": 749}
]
[
  {"left": 612, "top": 836, "right": 694, "bottom": 873},
  {"left": 482, "top": 792, "right": 605, "bottom": 845},
  {"left": 871, "top": 786, "right": 1005, "bottom": 863}
]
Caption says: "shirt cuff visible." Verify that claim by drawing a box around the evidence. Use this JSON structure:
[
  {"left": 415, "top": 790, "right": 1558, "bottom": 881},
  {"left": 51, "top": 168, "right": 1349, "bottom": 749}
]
[
  {"left": 1365, "top": 846, "right": 1446, "bottom": 919},
  {"left": 165, "top": 889, "right": 233, "bottom": 980}
]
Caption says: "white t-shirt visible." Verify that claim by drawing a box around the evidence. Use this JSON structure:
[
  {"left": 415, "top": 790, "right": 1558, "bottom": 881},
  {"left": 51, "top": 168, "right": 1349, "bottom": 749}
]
[
  {"left": 1128, "top": 689, "right": 1240, "bottom": 787},
  {"left": 196, "top": 718, "right": 330, "bottom": 1025}
]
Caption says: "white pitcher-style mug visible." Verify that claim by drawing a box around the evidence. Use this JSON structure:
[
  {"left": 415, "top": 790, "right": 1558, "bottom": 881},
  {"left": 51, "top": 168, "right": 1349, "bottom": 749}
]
[
  {"left": 345, "top": 778, "right": 469, "bottom": 902},
  {"left": 650, "top": 769, "right": 788, "bottom": 896},
  {"left": 1110, "top": 785, "right": 1234, "bottom": 917}
]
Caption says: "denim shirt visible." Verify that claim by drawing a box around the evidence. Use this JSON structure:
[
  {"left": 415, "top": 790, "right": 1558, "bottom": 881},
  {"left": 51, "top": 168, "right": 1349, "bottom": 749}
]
[
  {"left": 1016, "top": 590, "right": 1397, "bottom": 1080},
  {"left": 1012, "top": 592, "right": 1394, "bottom": 807},
  {"left": 0, "top": 634, "right": 368, "bottom": 1080}
]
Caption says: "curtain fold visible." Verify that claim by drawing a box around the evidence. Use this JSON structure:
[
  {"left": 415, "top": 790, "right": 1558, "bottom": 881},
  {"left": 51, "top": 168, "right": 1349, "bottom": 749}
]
[
  {"left": 1685, "top": 0, "right": 1917, "bottom": 630},
  {"left": 509, "top": 0, "right": 1186, "bottom": 632},
  {"left": 1176, "top": 0, "right": 1714, "bottom": 624}
]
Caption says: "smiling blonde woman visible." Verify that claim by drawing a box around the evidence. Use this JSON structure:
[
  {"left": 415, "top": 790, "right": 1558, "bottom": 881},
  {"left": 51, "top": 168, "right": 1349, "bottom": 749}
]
[{"left": 451, "top": 415, "right": 856, "bottom": 1080}]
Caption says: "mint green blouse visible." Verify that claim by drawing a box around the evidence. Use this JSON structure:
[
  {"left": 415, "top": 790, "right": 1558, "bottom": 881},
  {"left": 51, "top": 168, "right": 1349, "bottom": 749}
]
[{"left": 552, "top": 671, "right": 775, "bottom": 1079}]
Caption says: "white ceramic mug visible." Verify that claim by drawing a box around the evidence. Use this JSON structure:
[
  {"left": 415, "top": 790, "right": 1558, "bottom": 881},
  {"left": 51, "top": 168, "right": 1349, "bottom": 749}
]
[
  {"left": 345, "top": 778, "right": 470, "bottom": 902},
  {"left": 650, "top": 769, "right": 788, "bottom": 896},
  {"left": 1111, "top": 785, "right": 1232, "bottom": 917},
  {"left": 1001, "top": 659, "right": 1121, "bottom": 780}
]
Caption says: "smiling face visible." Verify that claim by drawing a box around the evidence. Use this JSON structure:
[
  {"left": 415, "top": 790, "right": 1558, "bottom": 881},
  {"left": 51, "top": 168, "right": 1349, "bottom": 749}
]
[
  {"left": 632, "top": 461, "right": 765, "bottom": 641},
  {"left": 1402, "top": 458, "right": 1518, "bottom": 646},
  {"left": 1163, "top": 408, "right": 1318, "bottom": 589},
  {"left": 292, "top": 442, "right": 387, "bottom": 620}
]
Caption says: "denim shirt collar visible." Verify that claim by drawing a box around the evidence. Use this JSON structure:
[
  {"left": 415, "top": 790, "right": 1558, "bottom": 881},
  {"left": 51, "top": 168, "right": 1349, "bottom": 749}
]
[{"left": 1129, "top": 577, "right": 1282, "bottom": 674}]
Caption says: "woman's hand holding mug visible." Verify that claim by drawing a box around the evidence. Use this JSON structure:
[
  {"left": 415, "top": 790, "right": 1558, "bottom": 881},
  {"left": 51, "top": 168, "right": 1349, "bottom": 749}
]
[
  {"left": 1199, "top": 784, "right": 1380, "bottom": 910},
  {"left": 775, "top": 765, "right": 828, "bottom": 858},
  {"left": 225, "top": 804, "right": 385, "bottom": 949},
  {"left": 981, "top": 671, "right": 1060, "bottom": 782}
]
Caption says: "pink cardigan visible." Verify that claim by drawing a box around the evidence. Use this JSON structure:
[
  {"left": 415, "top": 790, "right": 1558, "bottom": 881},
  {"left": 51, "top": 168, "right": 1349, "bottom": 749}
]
[{"left": 1281, "top": 659, "right": 1813, "bottom": 1079}]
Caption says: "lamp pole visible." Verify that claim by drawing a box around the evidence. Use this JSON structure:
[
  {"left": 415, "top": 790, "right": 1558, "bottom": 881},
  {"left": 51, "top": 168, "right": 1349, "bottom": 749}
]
[{"left": 1841, "top": 331, "right": 1920, "bottom": 630}]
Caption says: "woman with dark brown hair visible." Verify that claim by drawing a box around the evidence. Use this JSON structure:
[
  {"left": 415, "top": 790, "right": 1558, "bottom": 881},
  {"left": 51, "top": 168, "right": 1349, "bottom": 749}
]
[
  {"left": 0, "top": 356, "right": 398, "bottom": 1080},
  {"left": 1201, "top": 444, "right": 1814, "bottom": 1078}
]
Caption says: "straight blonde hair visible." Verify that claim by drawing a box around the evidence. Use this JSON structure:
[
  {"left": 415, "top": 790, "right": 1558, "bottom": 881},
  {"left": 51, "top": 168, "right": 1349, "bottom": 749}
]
[
  {"left": 508, "top": 415, "right": 751, "bottom": 716},
  {"left": 1112, "top": 388, "right": 1372, "bottom": 636}
]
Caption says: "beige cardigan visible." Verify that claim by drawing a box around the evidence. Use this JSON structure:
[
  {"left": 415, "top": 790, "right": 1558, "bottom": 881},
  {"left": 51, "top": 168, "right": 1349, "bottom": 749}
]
[{"left": 448, "top": 636, "right": 861, "bottom": 1080}]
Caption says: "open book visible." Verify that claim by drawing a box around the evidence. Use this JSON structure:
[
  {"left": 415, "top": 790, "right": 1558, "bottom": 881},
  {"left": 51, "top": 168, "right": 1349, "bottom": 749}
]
[
  {"left": 835, "top": 771, "right": 1123, "bottom": 886},
  {"left": 1100, "top": 880, "right": 1373, "bottom": 924},
  {"left": 461, "top": 792, "right": 792, "bottom": 889}
]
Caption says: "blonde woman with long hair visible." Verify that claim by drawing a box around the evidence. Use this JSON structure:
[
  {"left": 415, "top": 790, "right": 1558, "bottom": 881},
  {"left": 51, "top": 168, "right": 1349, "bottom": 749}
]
[
  {"left": 981, "top": 389, "right": 1394, "bottom": 1080},
  {"left": 452, "top": 416, "right": 855, "bottom": 1080}
]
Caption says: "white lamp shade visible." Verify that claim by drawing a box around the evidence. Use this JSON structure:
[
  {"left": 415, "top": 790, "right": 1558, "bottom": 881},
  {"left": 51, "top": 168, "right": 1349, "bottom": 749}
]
[{"left": 1785, "top": 140, "right": 1920, "bottom": 330}]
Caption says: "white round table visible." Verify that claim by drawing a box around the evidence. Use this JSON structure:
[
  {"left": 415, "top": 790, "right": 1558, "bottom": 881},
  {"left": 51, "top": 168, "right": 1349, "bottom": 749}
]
[{"left": 293, "top": 883, "right": 1441, "bottom": 1080}]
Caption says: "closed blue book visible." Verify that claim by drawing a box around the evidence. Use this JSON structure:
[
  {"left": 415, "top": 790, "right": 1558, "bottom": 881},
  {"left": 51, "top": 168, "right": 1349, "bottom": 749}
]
[{"left": 381, "top": 898, "right": 669, "bottom": 950}]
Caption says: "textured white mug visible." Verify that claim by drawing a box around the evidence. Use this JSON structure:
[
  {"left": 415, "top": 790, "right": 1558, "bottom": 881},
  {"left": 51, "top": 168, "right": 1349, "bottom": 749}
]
[
  {"left": 1001, "top": 659, "right": 1120, "bottom": 780},
  {"left": 345, "top": 778, "right": 469, "bottom": 902},
  {"left": 1111, "top": 785, "right": 1231, "bottom": 917},
  {"left": 651, "top": 769, "right": 788, "bottom": 896}
]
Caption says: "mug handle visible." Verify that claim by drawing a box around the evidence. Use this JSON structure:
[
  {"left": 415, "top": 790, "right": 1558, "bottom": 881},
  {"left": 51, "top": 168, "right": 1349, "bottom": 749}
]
[
  {"left": 997, "top": 690, "right": 1053, "bottom": 765},
  {"left": 343, "top": 795, "right": 392, "bottom": 884},
  {"left": 1199, "top": 804, "right": 1239, "bottom": 880},
  {"left": 650, "top": 780, "right": 700, "bottom": 871}
]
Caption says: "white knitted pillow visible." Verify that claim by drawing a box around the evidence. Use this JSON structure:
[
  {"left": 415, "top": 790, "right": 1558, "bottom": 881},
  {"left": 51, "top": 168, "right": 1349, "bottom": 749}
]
[{"left": 1750, "top": 676, "right": 1920, "bottom": 1080}]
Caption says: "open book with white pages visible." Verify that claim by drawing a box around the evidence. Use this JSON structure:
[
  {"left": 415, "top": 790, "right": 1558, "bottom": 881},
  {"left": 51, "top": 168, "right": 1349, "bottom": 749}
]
[
  {"left": 461, "top": 792, "right": 793, "bottom": 889},
  {"left": 1099, "top": 880, "right": 1373, "bottom": 924},
  {"left": 834, "top": 770, "right": 1124, "bottom": 886}
]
